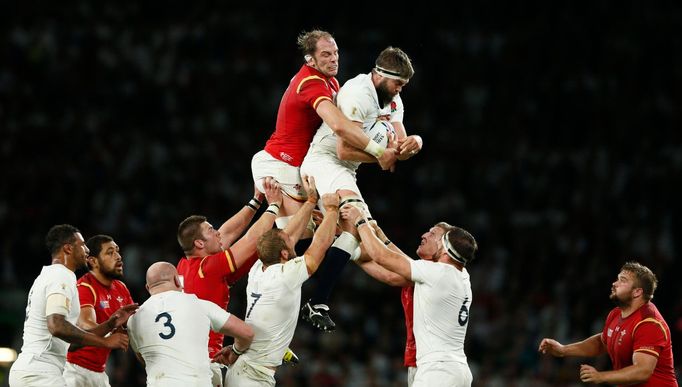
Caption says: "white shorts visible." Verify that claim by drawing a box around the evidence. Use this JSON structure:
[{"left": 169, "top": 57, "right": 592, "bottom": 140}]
[
  {"left": 63, "top": 362, "right": 111, "bottom": 387},
  {"left": 300, "top": 150, "right": 362, "bottom": 197},
  {"left": 224, "top": 356, "right": 275, "bottom": 387},
  {"left": 210, "top": 361, "right": 224, "bottom": 387},
  {"left": 407, "top": 366, "right": 417, "bottom": 387},
  {"left": 9, "top": 369, "right": 66, "bottom": 387},
  {"left": 413, "top": 361, "right": 472, "bottom": 387},
  {"left": 251, "top": 150, "right": 306, "bottom": 200}
]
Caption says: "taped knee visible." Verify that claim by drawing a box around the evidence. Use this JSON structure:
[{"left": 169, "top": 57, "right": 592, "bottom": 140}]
[
  {"left": 340, "top": 196, "right": 372, "bottom": 220},
  {"left": 275, "top": 215, "right": 292, "bottom": 229}
]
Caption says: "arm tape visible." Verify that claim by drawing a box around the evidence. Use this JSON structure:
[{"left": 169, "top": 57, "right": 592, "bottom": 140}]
[{"left": 45, "top": 293, "right": 70, "bottom": 316}]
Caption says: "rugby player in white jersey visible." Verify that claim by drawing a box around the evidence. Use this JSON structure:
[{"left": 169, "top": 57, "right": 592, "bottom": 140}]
[
  {"left": 299, "top": 46, "right": 423, "bottom": 331},
  {"left": 219, "top": 176, "right": 341, "bottom": 386},
  {"left": 342, "top": 206, "right": 478, "bottom": 387},
  {"left": 127, "top": 261, "right": 253, "bottom": 387},
  {"left": 9, "top": 224, "right": 135, "bottom": 387}
]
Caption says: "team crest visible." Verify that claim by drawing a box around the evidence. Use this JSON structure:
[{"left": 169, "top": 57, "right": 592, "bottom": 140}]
[{"left": 390, "top": 101, "right": 397, "bottom": 112}]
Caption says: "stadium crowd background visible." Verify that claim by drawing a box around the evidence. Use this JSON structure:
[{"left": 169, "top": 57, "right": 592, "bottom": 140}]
[{"left": 1, "top": 3, "right": 680, "bottom": 386}]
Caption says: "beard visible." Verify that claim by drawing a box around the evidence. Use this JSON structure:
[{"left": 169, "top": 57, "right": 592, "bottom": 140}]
[
  {"left": 610, "top": 291, "right": 632, "bottom": 308},
  {"left": 376, "top": 80, "right": 394, "bottom": 107},
  {"left": 101, "top": 266, "right": 124, "bottom": 280}
]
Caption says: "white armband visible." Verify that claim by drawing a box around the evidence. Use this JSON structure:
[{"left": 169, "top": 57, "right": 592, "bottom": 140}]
[
  {"left": 45, "top": 293, "right": 70, "bottom": 316},
  {"left": 363, "top": 140, "right": 385, "bottom": 158}
]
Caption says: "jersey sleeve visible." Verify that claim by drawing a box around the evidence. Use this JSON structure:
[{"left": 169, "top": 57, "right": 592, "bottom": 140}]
[
  {"left": 77, "top": 282, "right": 97, "bottom": 308},
  {"left": 632, "top": 318, "right": 669, "bottom": 358},
  {"left": 409, "top": 260, "right": 439, "bottom": 285},
  {"left": 337, "top": 86, "right": 374, "bottom": 123},
  {"left": 198, "top": 299, "right": 231, "bottom": 332},
  {"left": 297, "top": 76, "right": 334, "bottom": 110},
  {"left": 200, "top": 249, "right": 238, "bottom": 279},
  {"left": 45, "top": 270, "right": 77, "bottom": 301},
  {"left": 282, "top": 256, "right": 310, "bottom": 290},
  {"left": 226, "top": 251, "right": 259, "bottom": 285}
]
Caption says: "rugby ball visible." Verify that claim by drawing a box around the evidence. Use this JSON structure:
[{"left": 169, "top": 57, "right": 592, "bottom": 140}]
[{"left": 365, "top": 120, "right": 395, "bottom": 148}]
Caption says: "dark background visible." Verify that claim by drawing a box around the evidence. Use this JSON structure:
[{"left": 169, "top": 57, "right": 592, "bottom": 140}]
[{"left": 1, "top": 2, "right": 680, "bottom": 386}]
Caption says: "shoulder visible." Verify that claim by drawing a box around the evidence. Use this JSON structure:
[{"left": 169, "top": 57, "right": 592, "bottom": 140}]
[{"left": 76, "top": 272, "right": 94, "bottom": 284}]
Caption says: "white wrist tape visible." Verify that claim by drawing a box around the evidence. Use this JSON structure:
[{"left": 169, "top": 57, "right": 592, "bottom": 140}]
[
  {"left": 364, "top": 140, "right": 385, "bottom": 158},
  {"left": 332, "top": 231, "right": 360, "bottom": 255},
  {"left": 45, "top": 293, "right": 70, "bottom": 316}
]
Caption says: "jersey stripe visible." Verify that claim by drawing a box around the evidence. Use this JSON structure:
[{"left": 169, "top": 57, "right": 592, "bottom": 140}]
[
  {"left": 78, "top": 282, "right": 97, "bottom": 307},
  {"left": 633, "top": 317, "right": 668, "bottom": 341},
  {"left": 224, "top": 250, "right": 236, "bottom": 273},
  {"left": 312, "top": 96, "right": 332, "bottom": 109},
  {"left": 198, "top": 256, "right": 209, "bottom": 278},
  {"left": 635, "top": 348, "right": 661, "bottom": 357},
  {"left": 296, "top": 75, "right": 326, "bottom": 94}
]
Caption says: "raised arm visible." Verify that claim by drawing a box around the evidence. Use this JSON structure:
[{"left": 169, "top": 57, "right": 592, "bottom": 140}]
[
  {"left": 229, "top": 178, "right": 282, "bottom": 268},
  {"left": 341, "top": 205, "right": 412, "bottom": 280},
  {"left": 283, "top": 175, "right": 319, "bottom": 246},
  {"left": 356, "top": 259, "right": 412, "bottom": 287},
  {"left": 303, "top": 193, "right": 340, "bottom": 275},
  {"left": 218, "top": 186, "right": 266, "bottom": 247}
]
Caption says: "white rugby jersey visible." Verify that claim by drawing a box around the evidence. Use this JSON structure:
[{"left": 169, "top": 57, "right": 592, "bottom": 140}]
[
  {"left": 309, "top": 72, "right": 405, "bottom": 170},
  {"left": 12, "top": 264, "right": 79, "bottom": 373},
  {"left": 127, "top": 291, "right": 230, "bottom": 386},
  {"left": 241, "top": 257, "right": 310, "bottom": 367},
  {"left": 409, "top": 260, "right": 472, "bottom": 366}
]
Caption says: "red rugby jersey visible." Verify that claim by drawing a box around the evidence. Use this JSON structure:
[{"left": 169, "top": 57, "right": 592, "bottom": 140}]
[
  {"left": 66, "top": 273, "right": 134, "bottom": 372},
  {"left": 401, "top": 285, "right": 416, "bottom": 367},
  {"left": 176, "top": 249, "right": 258, "bottom": 357},
  {"left": 602, "top": 302, "right": 678, "bottom": 387},
  {"left": 264, "top": 64, "right": 339, "bottom": 167}
]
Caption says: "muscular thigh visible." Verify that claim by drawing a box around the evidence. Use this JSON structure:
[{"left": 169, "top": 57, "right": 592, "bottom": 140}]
[
  {"left": 252, "top": 150, "right": 306, "bottom": 200},
  {"left": 301, "top": 156, "right": 360, "bottom": 196}
]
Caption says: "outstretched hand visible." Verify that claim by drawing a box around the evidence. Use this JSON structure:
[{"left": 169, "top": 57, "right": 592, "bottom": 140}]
[
  {"left": 340, "top": 204, "right": 364, "bottom": 226},
  {"left": 262, "top": 177, "right": 283, "bottom": 207},
  {"left": 109, "top": 303, "right": 139, "bottom": 330},
  {"left": 538, "top": 338, "right": 565, "bottom": 357},
  {"left": 302, "top": 175, "right": 319, "bottom": 205}
]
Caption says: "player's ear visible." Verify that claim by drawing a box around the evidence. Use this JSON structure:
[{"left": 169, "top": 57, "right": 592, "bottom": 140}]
[
  {"left": 194, "top": 239, "right": 204, "bottom": 250},
  {"left": 633, "top": 287, "right": 643, "bottom": 299}
]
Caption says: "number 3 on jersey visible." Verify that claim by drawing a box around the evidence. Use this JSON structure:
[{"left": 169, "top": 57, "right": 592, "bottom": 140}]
[{"left": 155, "top": 312, "right": 176, "bottom": 339}]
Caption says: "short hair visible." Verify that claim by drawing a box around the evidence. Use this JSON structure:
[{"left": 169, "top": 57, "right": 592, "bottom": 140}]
[
  {"left": 446, "top": 226, "right": 478, "bottom": 264},
  {"left": 45, "top": 224, "right": 80, "bottom": 256},
  {"left": 86, "top": 234, "right": 114, "bottom": 258},
  {"left": 375, "top": 46, "right": 415, "bottom": 81},
  {"left": 177, "top": 215, "right": 207, "bottom": 253},
  {"left": 85, "top": 234, "right": 114, "bottom": 270},
  {"left": 622, "top": 261, "right": 658, "bottom": 301},
  {"left": 297, "top": 30, "right": 334, "bottom": 57},
  {"left": 257, "top": 229, "right": 288, "bottom": 266}
]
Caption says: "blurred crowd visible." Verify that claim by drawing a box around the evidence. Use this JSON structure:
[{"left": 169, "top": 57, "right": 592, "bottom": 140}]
[{"left": 1, "top": 3, "right": 680, "bottom": 386}]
